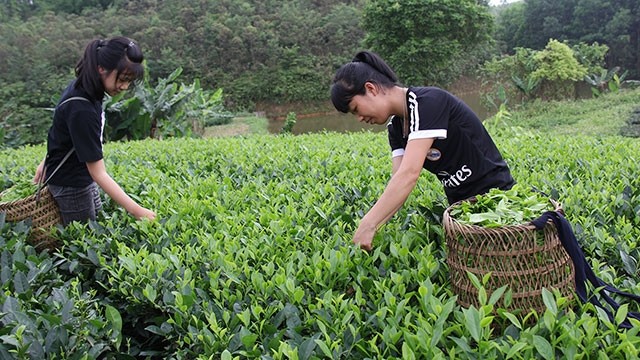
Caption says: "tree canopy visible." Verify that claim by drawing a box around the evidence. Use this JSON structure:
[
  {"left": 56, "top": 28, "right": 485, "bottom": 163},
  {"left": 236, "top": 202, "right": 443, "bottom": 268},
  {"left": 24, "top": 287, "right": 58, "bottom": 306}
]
[
  {"left": 494, "top": 0, "right": 639, "bottom": 78},
  {"left": 362, "top": 0, "right": 494, "bottom": 86}
]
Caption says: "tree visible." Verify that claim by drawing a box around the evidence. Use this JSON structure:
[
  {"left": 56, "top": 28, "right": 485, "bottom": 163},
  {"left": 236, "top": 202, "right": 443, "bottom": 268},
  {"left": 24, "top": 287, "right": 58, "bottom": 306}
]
[
  {"left": 493, "top": 1, "right": 525, "bottom": 54},
  {"left": 362, "top": 0, "right": 494, "bottom": 86},
  {"left": 495, "top": 0, "right": 640, "bottom": 78},
  {"left": 530, "top": 39, "right": 588, "bottom": 100},
  {"left": 520, "top": 0, "right": 576, "bottom": 49}
]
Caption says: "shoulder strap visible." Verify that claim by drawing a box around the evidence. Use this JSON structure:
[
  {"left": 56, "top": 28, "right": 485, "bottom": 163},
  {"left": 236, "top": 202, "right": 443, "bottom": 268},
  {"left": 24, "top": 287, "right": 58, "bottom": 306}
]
[{"left": 59, "top": 96, "right": 91, "bottom": 107}]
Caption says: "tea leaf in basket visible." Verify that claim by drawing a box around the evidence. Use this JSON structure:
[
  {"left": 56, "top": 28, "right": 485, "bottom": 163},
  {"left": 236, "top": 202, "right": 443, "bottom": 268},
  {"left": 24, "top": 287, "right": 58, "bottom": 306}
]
[
  {"left": 0, "top": 182, "right": 38, "bottom": 202},
  {"left": 450, "top": 185, "right": 555, "bottom": 227}
]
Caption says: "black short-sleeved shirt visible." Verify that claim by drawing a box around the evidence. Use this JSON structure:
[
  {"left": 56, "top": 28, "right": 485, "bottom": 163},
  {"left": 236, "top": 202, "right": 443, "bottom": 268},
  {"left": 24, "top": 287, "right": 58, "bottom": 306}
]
[
  {"left": 388, "top": 87, "right": 515, "bottom": 204},
  {"left": 45, "top": 81, "right": 105, "bottom": 187}
]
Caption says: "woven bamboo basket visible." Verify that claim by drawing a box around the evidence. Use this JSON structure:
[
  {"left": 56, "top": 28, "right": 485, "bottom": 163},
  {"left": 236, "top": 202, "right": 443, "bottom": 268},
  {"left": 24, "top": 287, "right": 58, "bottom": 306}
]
[
  {"left": 0, "top": 186, "right": 61, "bottom": 250},
  {"left": 443, "top": 199, "right": 574, "bottom": 313}
]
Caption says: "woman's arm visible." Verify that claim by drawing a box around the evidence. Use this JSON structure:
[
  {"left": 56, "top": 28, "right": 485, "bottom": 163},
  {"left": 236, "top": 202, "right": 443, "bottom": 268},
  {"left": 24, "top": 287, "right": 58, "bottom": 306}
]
[
  {"left": 353, "top": 138, "right": 433, "bottom": 250},
  {"left": 86, "top": 160, "right": 156, "bottom": 220},
  {"left": 391, "top": 155, "right": 403, "bottom": 175}
]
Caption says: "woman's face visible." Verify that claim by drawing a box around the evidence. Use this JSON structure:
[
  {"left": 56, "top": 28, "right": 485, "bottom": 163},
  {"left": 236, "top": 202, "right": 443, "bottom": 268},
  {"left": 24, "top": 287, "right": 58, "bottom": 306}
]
[
  {"left": 100, "top": 68, "right": 134, "bottom": 96},
  {"left": 348, "top": 83, "right": 389, "bottom": 125}
]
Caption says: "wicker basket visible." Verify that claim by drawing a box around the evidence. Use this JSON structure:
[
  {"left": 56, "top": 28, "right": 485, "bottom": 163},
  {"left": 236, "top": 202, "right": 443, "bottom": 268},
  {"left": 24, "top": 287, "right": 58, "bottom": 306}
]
[
  {"left": 443, "top": 199, "right": 574, "bottom": 313},
  {"left": 0, "top": 186, "right": 61, "bottom": 250}
]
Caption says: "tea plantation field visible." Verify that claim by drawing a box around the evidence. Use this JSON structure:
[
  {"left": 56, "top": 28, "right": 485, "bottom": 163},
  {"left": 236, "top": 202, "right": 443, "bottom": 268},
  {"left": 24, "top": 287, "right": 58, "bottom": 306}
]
[{"left": 1, "top": 123, "right": 639, "bottom": 358}]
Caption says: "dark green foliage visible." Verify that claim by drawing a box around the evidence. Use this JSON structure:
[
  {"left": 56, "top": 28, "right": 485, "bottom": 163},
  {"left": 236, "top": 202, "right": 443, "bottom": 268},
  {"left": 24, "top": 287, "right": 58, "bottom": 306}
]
[
  {"left": 362, "top": 0, "right": 494, "bottom": 86},
  {"left": 494, "top": 0, "right": 640, "bottom": 79},
  {"left": 0, "top": 1, "right": 367, "bottom": 148},
  {"left": 281, "top": 112, "right": 297, "bottom": 134},
  {"left": 620, "top": 107, "right": 640, "bottom": 137}
]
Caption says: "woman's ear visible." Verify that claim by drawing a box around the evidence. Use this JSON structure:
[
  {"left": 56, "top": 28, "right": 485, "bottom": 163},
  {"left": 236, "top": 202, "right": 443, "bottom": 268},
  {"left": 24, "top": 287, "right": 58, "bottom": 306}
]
[{"left": 364, "top": 82, "right": 379, "bottom": 96}]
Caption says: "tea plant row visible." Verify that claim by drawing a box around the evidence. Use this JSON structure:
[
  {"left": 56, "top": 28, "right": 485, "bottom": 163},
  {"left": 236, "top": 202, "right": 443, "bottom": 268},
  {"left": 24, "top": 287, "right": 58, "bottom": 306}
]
[{"left": 1, "top": 129, "right": 639, "bottom": 358}]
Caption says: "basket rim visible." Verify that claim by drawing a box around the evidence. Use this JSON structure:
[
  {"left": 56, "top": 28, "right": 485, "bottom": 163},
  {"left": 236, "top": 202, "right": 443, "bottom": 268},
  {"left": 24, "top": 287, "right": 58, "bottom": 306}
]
[
  {"left": 0, "top": 187, "right": 46, "bottom": 207},
  {"left": 443, "top": 196, "right": 562, "bottom": 231}
]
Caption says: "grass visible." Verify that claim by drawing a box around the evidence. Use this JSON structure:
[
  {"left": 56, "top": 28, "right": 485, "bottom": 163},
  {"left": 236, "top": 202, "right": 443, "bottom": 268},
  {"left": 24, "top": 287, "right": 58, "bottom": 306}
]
[
  {"left": 505, "top": 87, "right": 640, "bottom": 136},
  {"left": 203, "top": 115, "right": 269, "bottom": 137}
]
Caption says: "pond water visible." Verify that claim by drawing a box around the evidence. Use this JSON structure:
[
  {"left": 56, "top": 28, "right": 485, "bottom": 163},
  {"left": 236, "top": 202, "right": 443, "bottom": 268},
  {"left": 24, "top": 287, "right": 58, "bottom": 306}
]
[
  {"left": 268, "top": 112, "right": 385, "bottom": 135},
  {"left": 267, "top": 90, "right": 493, "bottom": 135}
]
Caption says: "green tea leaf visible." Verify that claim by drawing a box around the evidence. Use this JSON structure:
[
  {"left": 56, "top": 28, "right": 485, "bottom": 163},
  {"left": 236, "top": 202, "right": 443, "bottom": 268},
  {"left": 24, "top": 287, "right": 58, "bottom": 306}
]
[
  {"left": 532, "top": 335, "right": 554, "bottom": 360},
  {"left": 105, "top": 304, "right": 123, "bottom": 349}
]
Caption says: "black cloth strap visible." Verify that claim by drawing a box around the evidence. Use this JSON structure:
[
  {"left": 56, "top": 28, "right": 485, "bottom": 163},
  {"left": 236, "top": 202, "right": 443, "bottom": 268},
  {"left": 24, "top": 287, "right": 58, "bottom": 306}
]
[{"left": 531, "top": 210, "right": 640, "bottom": 328}]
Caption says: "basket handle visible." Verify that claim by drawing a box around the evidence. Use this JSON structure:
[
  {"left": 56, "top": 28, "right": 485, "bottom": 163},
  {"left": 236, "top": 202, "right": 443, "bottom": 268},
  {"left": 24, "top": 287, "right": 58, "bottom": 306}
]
[{"left": 36, "top": 148, "right": 75, "bottom": 202}]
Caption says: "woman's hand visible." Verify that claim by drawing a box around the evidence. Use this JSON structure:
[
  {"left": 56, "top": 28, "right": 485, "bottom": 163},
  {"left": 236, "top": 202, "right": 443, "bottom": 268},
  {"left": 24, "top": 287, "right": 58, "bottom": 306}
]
[
  {"left": 33, "top": 160, "right": 45, "bottom": 184},
  {"left": 132, "top": 206, "right": 157, "bottom": 221},
  {"left": 353, "top": 221, "right": 376, "bottom": 251},
  {"left": 87, "top": 160, "right": 157, "bottom": 221}
]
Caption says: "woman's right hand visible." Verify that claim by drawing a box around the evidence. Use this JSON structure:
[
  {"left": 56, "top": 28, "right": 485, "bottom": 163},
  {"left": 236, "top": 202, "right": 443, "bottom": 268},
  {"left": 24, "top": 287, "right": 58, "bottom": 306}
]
[{"left": 33, "top": 161, "right": 45, "bottom": 184}]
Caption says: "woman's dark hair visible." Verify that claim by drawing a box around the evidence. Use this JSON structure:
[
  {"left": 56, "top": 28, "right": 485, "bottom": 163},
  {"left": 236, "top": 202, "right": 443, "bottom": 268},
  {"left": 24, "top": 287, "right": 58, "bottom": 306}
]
[
  {"left": 330, "top": 51, "right": 399, "bottom": 113},
  {"left": 75, "top": 36, "right": 144, "bottom": 100}
]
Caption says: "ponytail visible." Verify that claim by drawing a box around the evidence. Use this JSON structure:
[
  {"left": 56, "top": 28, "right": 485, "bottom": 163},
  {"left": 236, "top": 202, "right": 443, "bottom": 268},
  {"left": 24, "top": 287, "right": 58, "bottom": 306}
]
[
  {"left": 352, "top": 51, "right": 398, "bottom": 84},
  {"left": 75, "top": 40, "right": 103, "bottom": 100}
]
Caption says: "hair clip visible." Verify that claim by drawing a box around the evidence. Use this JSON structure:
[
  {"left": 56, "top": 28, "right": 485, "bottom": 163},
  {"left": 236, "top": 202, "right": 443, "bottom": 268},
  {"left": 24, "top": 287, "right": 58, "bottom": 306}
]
[{"left": 128, "top": 41, "right": 135, "bottom": 48}]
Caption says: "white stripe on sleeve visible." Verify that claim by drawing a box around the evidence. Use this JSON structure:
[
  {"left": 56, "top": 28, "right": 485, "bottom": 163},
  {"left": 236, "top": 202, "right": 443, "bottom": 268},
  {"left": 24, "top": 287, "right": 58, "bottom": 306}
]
[
  {"left": 408, "top": 129, "right": 447, "bottom": 141},
  {"left": 392, "top": 148, "right": 405, "bottom": 158}
]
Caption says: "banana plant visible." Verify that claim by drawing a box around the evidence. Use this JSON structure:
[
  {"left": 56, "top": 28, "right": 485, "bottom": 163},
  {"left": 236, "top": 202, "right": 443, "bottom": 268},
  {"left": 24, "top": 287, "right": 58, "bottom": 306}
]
[
  {"left": 584, "top": 66, "right": 627, "bottom": 97},
  {"left": 104, "top": 65, "right": 231, "bottom": 141},
  {"left": 511, "top": 74, "right": 540, "bottom": 101}
]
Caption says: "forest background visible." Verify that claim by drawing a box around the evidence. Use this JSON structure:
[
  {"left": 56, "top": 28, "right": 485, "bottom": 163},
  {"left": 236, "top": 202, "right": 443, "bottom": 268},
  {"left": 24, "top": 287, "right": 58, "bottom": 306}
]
[{"left": 1, "top": 0, "right": 639, "bottom": 148}]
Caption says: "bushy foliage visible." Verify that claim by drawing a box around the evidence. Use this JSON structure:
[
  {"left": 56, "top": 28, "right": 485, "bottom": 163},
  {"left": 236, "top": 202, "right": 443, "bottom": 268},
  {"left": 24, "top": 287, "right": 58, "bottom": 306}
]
[
  {"left": 530, "top": 40, "right": 588, "bottom": 100},
  {"left": 362, "top": 0, "right": 494, "bottom": 86},
  {"left": 0, "top": 1, "right": 365, "bottom": 113},
  {"left": 105, "top": 66, "right": 232, "bottom": 141},
  {"left": 531, "top": 40, "right": 588, "bottom": 82},
  {"left": 482, "top": 40, "right": 606, "bottom": 105}
]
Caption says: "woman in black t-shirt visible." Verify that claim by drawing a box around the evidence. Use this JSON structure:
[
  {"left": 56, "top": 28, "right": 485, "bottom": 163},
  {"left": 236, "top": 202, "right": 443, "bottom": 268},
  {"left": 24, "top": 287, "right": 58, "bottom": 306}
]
[
  {"left": 33, "top": 37, "right": 156, "bottom": 225},
  {"left": 331, "top": 51, "right": 514, "bottom": 251}
]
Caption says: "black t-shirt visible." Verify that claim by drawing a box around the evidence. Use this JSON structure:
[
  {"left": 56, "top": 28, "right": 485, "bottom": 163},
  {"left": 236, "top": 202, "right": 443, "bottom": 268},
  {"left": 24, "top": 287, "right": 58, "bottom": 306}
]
[
  {"left": 45, "top": 81, "right": 104, "bottom": 187},
  {"left": 388, "top": 87, "right": 515, "bottom": 204}
]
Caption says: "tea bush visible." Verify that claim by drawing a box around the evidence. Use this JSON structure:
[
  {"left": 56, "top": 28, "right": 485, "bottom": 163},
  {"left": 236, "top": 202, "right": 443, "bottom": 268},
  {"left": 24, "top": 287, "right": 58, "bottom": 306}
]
[{"left": 1, "top": 129, "right": 639, "bottom": 358}]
